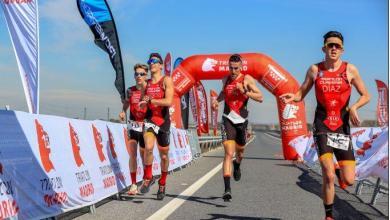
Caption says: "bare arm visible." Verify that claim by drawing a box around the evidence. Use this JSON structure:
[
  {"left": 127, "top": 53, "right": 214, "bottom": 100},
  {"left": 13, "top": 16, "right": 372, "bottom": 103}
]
[
  {"left": 150, "top": 76, "right": 174, "bottom": 107},
  {"left": 244, "top": 75, "right": 263, "bottom": 102},
  {"left": 348, "top": 64, "right": 370, "bottom": 126},
  {"left": 119, "top": 96, "right": 129, "bottom": 121},
  {"left": 216, "top": 77, "right": 228, "bottom": 102}
]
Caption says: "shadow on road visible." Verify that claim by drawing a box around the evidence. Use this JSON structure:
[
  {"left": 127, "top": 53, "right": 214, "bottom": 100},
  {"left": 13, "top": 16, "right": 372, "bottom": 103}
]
[
  {"left": 200, "top": 213, "right": 281, "bottom": 220},
  {"left": 203, "top": 155, "right": 283, "bottom": 161},
  {"left": 165, "top": 194, "right": 228, "bottom": 208},
  {"left": 295, "top": 165, "right": 385, "bottom": 220}
]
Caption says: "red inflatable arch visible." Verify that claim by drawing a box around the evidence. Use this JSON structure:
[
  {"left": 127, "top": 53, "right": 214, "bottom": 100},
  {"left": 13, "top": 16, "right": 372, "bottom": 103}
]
[{"left": 171, "top": 53, "right": 308, "bottom": 160}]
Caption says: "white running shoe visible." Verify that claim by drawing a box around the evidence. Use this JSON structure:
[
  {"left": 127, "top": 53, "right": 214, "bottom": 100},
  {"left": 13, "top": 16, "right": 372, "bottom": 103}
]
[{"left": 127, "top": 184, "right": 138, "bottom": 195}]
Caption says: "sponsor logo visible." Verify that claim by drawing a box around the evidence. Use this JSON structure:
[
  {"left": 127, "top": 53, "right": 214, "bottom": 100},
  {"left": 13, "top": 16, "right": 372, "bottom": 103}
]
[
  {"left": 261, "top": 64, "right": 288, "bottom": 91},
  {"left": 92, "top": 125, "right": 106, "bottom": 162},
  {"left": 329, "top": 99, "right": 338, "bottom": 107},
  {"left": 80, "top": 2, "right": 116, "bottom": 59},
  {"left": 69, "top": 123, "right": 84, "bottom": 167},
  {"left": 0, "top": 199, "right": 19, "bottom": 219},
  {"left": 35, "top": 120, "right": 55, "bottom": 173},
  {"left": 3, "top": 0, "right": 32, "bottom": 4},
  {"left": 282, "top": 104, "right": 299, "bottom": 120},
  {"left": 123, "top": 127, "right": 130, "bottom": 154},
  {"left": 202, "top": 58, "right": 218, "bottom": 72},
  {"left": 107, "top": 127, "right": 117, "bottom": 159},
  {"left": 351, "top": 129, "right": 365, "bottom": 137},
  {"left": 172, "top": 71, "right": 182, "bottom": 83}
]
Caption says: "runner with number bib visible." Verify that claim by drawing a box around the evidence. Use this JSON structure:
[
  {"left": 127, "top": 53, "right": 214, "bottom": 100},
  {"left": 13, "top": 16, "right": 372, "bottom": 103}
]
[
  {"left": 138, "top": 53, "right": 174, "bottom": 200},
  {"left": 119, "top": 63, "right": 149, "bottom": 195},
  {"left": 280, "top": 31, "right": 370, "bottom": 220},
  {"left": 212, "top": 54, "right": 263, "bottom": 201}
]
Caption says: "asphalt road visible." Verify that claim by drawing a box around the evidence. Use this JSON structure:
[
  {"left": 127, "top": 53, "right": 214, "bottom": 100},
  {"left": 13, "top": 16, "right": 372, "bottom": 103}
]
[{"left": 69, "top": 132, "right": 387, "bottom": 220}]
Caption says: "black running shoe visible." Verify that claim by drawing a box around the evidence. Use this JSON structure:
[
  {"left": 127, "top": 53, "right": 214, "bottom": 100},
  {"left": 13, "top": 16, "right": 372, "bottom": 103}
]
[
  {"left": 222, "top": 189, "right": 232, "bottom": 202},
  {"left": 139, "top": 179, "right": 152, "bottom": 194},
  {"left": 157, "top": 185, "right": 166, "bottom": 200},
  {"left": 233, "top": 160, "right": 241, "bottom": 181}
]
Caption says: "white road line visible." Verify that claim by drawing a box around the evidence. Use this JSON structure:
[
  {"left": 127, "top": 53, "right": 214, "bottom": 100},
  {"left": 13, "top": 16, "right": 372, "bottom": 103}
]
[
  {"left": 146, "top": 162, "right": 223, "bottom": 220},
  {"left": 263, "top": 132, "right": 281, "bottom": 141}
]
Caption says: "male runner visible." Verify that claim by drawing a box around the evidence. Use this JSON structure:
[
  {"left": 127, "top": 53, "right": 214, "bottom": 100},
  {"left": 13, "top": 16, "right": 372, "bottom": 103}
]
[
  {"left": 139, "top": 53, "right": 174, "bottom": 200},
  {"left": 280, "top": 31, "right": 370, "bottom": 220},
  {"left": 119, "top": 63, "right": 149, "bottom": 195},
  {"left": 212, "top": 54, "right": 263, "bottom": 201}
]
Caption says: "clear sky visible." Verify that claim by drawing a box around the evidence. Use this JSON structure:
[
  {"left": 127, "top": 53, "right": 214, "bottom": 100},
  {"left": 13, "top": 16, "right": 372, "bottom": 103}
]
[{"left": 0, "top": 0, "right": 388, "bottom": 124}]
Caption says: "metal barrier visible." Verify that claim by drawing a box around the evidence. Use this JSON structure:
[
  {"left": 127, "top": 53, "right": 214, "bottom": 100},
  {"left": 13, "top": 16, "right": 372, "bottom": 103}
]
[{"left": 355, "top": 178, "right": 388, "bottom": 205}]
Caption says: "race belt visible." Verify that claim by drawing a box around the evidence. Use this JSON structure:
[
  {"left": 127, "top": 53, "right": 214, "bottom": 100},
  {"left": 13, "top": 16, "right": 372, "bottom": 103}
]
[
  {"left": 326, "top": 133, "right": 350, "bottom": 151},
  {"left": 127, "top": 120, "right": 143, "bottom": 132},
  {"left": 144, "top": 121, "right": 160, "bottom": 134},
  {"left": 223, "top": 111, "right": 246, "bottom": 124}
]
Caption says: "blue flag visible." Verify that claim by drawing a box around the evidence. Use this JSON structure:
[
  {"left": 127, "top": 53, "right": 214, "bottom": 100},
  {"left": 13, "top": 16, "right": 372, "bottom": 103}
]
[{"left": 77, "top": 0, "right": 125, "bottom": 100}]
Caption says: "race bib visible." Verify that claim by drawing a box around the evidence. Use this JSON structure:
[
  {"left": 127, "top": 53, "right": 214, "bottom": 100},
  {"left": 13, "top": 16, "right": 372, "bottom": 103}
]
[
  {"left": 128, "top": 120, "right": 143, "bottom": 132},
  {"left": 326, "top": 133, "right": 350, "bottom": 151},
  {"left": 223, "top": 111, "right": 246, "bottom": 124},
  {"left": 144, "top": 122, "right": 160, "bottom": 134}
]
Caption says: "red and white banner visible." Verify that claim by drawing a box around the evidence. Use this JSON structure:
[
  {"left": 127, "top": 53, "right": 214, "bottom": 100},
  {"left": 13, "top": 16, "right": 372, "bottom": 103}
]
[
  {"left": 195, "top": 81, "right": 209, "bottom": 135},
  {"left": 189, "top": 87, "right": 199, "bottom": 134},
  {"left": 355, "top": 127, "right": 388, "bottom": 181},
  {"left": 1, "top": 0, "right": 40, "bottom": 114},
  {"left": 210, "top": 90, "right": 218, "bottom": 136},
  {"left": 0, "top": 110, "right": 193, "bottom": 219},
  {"left": 164, "top": 52, "right": 172, "bottom": 76},
  {"left": 290, "top": 127, "right": 388, "bottom": 181},
  {"left": 375, "top": 79, "right": 388, "bottom": 127}
]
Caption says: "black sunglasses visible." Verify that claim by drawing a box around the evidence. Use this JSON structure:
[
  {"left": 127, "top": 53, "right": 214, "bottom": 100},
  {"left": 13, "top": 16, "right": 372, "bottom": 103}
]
[
  {"left": 325, "top": 42, "right": 343, "bottom": 50},
  {"left": 134, "top": 72, "right": 147, "bottom": 77}
]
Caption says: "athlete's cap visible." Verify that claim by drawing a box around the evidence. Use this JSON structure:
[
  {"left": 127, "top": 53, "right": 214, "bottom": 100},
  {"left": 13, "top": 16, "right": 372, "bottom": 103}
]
[{"left": 149, "top": 53, "right": 163, "bottom": 63}]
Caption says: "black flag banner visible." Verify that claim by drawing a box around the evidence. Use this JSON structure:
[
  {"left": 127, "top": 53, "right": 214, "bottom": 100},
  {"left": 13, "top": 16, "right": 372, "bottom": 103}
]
[{"left": 77, "top": 0, "right": 125, "bottom": 100}]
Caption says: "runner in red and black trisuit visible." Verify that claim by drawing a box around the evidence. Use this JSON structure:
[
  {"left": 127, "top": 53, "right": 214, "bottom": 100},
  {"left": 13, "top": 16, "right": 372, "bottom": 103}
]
[
  {"left": 212, "top": 54, "right": 263, "bottom": 201},
  {"left": 138, "top": 53, "right": 174, "bottom": 200},
  {"left": 119, "top": 63, "right": 149, "bottom": 195},
  {"left": 280, "top": 31, "right": 370, "bottom": 220}
]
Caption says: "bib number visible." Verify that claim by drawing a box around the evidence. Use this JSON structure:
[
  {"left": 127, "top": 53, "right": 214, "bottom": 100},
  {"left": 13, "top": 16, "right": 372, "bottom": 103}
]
[
  {"left": 144, "top": 122, "right": 160, "bottom": 134},
  {"left": 224, "top": 111, "right": 246, "bottom": 124},
  {"left": 326, "top": 133, "right": 350, "bottom": 151},
  {"left": 128, "top": 121, "right": 143, "bottom": 132}
]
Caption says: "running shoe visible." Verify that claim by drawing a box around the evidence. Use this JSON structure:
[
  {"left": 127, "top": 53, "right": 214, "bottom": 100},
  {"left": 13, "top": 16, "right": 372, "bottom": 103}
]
[
  {"left": 325, "top": 217, "right": 334, "bottom": 220},
  {"left": 139, "top": 179, "right": 152, "bottom": 194},
  {"left": 127, "top": 184, "right": 138, "bottom": 195},
  {"left": 233, "top": 160, "right": 241, "bottom": 181},
  {"left": 156, "top": 185, "right": 166, "bottom": 200},
  {"left": 222, "top": 189, "right": 232, "bottom": 202}
]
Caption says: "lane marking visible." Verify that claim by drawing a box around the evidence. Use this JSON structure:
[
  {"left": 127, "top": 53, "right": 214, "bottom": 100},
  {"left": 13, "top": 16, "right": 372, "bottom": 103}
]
[
  {"left": 146, "top": 162, "right": 223, "bottom": 220},
  {"left": 263, "top": 132, "right": 281, "bottom": 141}
]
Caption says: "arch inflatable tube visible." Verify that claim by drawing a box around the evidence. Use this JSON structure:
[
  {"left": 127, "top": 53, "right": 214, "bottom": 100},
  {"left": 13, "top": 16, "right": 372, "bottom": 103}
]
[{"left": 171, "top": 53, "right": 308, "bottom": 160}]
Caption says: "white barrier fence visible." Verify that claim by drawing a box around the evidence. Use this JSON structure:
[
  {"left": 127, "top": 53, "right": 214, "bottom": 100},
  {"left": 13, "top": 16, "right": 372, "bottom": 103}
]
[
  {"left": 289, "top": 127, "right": 389, "bottom": 182},
  {"left": 0, "top": 110, "right": 194, "bottom": 219},
  {"left": 289, "top": 127, "right": 389, "bottom": 205}
]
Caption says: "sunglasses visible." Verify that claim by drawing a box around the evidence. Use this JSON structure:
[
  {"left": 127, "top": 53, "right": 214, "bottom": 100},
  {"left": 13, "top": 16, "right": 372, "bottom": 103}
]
[
  {"left": 229, "top": 66, "right": 240, "bottom": 71},
  {"left": 147, "top": 58, "right": 162, "bottom": 65},
  {"left": 325, "top": 43, "right": 343, "bottom": 50},
  {"left": 134, "top": 72, "right": 147, "bottom": 77}
]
